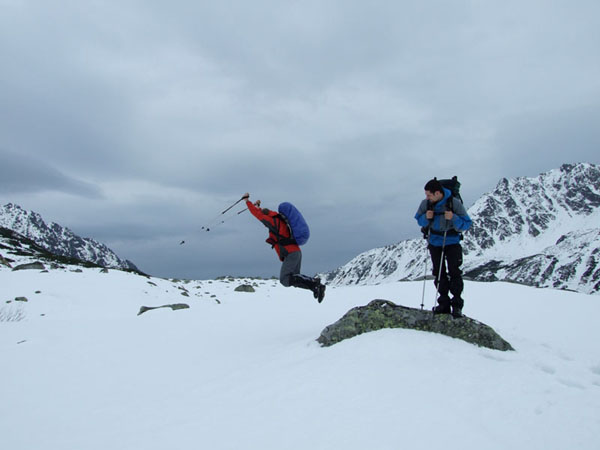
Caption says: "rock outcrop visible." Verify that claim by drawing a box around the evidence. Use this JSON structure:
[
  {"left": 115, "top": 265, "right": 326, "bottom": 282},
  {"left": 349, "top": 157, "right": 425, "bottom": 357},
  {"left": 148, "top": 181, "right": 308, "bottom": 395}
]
[
  {"left": 12, "top": 262, "right": 46, "bottom": 271},
  {"left": 317, "top": 300, "right": 514, "bottom": 351},
  {"left": 234, "top": 284, "right": 256, "bottom": 292},
  {"left": 137, "top": 303, "right": 190, "bottom": 316}
]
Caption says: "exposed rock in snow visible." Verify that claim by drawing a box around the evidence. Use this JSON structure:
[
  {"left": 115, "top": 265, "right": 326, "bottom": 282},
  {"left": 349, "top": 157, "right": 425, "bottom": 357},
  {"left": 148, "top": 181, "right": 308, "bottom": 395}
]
[
  {"left": 137, "top": 303, "right": 190, "bottom": 316},
  {"left": 317, "top": 299, "right": 514, "bottom": 351}
]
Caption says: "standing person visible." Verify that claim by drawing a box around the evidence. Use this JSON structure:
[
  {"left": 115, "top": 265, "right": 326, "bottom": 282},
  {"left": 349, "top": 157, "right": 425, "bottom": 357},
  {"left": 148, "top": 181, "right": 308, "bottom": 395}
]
[
  {"left": 415, "top": 179, "right": 472, "bottom": 317},
  {"left": 243, "top": 193, "right": 326, "bottom": 302}
]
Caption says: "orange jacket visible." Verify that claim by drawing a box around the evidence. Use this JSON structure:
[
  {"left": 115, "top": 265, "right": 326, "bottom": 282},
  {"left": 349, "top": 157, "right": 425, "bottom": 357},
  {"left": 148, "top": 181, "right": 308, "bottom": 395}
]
[{"left": 246, "top": 200, "right": 300, "bottom": 261}]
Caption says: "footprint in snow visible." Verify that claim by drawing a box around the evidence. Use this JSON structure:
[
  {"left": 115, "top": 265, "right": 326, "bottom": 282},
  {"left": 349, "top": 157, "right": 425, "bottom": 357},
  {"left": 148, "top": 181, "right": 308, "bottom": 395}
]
[
  {"left": 480, "top": 352, "right": 508, "bottom": 362},
  {"left": 535, "top": 362, "right": 557, "bottom": 375},
  {"left": 557, "top": 378, "right": 586, "bottom": 390}
]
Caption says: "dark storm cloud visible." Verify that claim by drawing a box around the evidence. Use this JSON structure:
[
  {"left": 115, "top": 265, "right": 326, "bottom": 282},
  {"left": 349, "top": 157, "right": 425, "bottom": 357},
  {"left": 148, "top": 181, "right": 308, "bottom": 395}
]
[{"left": 1, "top": 0, "right": 600, "bottom": 279}]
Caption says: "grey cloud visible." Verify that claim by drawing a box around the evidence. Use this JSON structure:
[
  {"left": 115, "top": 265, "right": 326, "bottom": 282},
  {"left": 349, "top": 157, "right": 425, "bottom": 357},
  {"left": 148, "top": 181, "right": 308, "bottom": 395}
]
[
  {"left": 493, "top": 103, "right": 600, "bottom": 178},
  {"left": 0, "top": 149, "right": 102, "bottom": 198},
  {"left": 1, "top": 1, "right": 600, "bottom": 278}
]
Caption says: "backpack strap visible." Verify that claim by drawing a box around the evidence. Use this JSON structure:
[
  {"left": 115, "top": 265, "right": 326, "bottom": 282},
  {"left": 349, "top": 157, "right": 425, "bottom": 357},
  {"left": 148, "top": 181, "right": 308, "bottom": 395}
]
[
  {"left": 262, "top": 214, "right": 297, "bottom": 248},
  {"left": 426, "top": 197, "right": 463, "bottom": 240},
  {"left": 430, "top": 200, "right": 454, "bottom": 215}
]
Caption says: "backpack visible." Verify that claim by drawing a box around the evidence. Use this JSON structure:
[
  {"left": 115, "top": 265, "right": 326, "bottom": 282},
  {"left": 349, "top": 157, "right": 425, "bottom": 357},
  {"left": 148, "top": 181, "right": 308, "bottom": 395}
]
[
  {"left": 436, "top": 176, "right": 463, "bottom": 206},
  {"left": 277, "top": 202, "right": 310, "bottom": 246}
]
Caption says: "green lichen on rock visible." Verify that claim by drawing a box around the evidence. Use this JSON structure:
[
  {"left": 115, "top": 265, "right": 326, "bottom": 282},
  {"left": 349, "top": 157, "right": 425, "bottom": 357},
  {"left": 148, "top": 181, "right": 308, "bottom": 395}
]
[
  {"left": 317, "top": 299, "right": 514, "bottom": 351},
  {"left": 234, "top": 284, "right": 256, "bottom": 293}
]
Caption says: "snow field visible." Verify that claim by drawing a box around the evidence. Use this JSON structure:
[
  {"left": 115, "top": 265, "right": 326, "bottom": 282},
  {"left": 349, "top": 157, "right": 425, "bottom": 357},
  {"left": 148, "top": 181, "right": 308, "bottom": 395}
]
[{"left": 1, "top": 268, "right": 599, "bottom": 450}]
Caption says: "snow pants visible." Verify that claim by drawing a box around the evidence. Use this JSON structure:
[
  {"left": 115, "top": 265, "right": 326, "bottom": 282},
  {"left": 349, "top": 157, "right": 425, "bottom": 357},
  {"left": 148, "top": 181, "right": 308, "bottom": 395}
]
[
  {"left": 429, "top": 243, "right": 464, "bottom": 307},
  {"left": 280, "top": 250, "right": 320, "bottom": 292},
  {"left": 280, "top": 250, "right": 302, "bottom": 286}
]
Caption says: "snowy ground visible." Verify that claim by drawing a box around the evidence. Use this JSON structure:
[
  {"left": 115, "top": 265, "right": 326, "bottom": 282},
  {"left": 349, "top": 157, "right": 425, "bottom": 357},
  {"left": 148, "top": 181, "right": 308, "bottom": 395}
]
[{"left": 1, "top": 266, "right": 599, "bottom": 450}]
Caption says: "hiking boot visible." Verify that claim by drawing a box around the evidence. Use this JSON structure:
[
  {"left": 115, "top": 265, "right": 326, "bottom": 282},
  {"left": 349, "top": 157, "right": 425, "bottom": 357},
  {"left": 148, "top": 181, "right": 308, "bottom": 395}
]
[
  {"left": 432, "top": 304, "right": 451, "bottom": 314},
  {"left": 451, "top": 305, "right": 463, "bottom": 318},
  {"left": 317, "top": 283, "right": 326, "bottom": 303},
  {"left": 311, "top": 278, "right": 321, "bottom": 299},
  {"left": 451, "top": 297, "right": 464, "bottom": 318},
  {"left": 432, "top": 295, "right": 451, "bottom": 314},
  {"left": 311, "top": 285, "right": 319, "bottom": 299}
]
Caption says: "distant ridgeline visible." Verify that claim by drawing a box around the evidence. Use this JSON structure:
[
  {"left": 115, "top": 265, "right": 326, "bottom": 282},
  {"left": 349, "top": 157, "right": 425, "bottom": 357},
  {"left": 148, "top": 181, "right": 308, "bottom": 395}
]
[
  {"left": 0, "top": 203, "right": 139, "bottom": 271},
  {"left": 321, "top": 163, "right": 600, "bottom": 295}
]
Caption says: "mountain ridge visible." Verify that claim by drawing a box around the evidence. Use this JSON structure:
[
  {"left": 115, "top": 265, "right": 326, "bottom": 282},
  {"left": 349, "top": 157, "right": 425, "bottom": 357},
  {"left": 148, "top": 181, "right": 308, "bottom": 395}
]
[
  {"left": 0, "top": 203, "right": 138, "bottom": 271},
  {"left": 321, "top": 163, "right": 600, "bottom": 294}
]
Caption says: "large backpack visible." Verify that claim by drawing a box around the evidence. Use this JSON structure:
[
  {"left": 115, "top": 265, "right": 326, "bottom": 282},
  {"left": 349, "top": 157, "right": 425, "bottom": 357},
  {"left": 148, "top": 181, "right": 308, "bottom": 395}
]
[
  {"left": 435, "top": 176, "right": 463, "bottom": 206},
  {"left": 278, "top": 202, "right": 310, "bottom": 246}
]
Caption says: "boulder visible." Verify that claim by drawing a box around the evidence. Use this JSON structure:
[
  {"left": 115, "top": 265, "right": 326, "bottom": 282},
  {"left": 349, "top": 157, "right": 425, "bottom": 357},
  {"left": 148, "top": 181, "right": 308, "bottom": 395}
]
[
  {"left": 317, "top": 299, "right": 514, "bottom": 351},
  {"left": 137, "top": 303, "right": 190, "bottom": 316},
  {"left": 12, "top": 262, "right": 46, "bottom": 271},
  {"left": 235, "top": 284, "right": 256, "bottom": 293}
]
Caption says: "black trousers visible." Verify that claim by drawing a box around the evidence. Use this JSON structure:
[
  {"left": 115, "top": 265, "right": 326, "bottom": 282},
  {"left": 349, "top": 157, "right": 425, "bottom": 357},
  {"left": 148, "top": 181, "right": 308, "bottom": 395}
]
[{"left": 429, "top": 243, "right": 464, "bottom": 305}]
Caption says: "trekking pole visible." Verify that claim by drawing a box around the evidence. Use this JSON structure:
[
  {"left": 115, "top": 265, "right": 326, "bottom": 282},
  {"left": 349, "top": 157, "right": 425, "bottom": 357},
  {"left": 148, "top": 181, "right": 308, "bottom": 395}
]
[
  {"left": 202, "top": 197, "right": 246, "bottom": 231},
  {"left": 420, "top": 247, "right": 428, "bottom": 310},
  {"left": 431, "top": 230, "right": 448, "bottom": 313},
  {"left": 419, "top": 225, "right": 430, "bottom": 310},
  {"left": 206, "top": 207, "right": 248, "bottom": 231},
  {"left": 221, "top": 197, "right": 245, "bottom": 215}
]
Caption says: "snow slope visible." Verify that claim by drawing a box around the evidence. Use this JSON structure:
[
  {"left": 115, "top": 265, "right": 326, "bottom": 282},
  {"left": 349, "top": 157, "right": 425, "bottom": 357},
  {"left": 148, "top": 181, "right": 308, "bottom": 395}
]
[{"left": 1, "top": 266, "right": 599, "bottom": 450}]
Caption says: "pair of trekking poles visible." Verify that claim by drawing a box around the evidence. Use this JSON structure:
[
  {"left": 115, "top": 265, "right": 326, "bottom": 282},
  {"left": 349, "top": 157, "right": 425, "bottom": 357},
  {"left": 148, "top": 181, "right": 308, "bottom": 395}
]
[
  {"left": 201, "top": 196, "right": 249, "bottom": 232},
  {"left": 178, "top": 197, "right": 248, "bottom": 245},
  {"left": 420, "top": 225, "right": 448, "bottom": 312}
]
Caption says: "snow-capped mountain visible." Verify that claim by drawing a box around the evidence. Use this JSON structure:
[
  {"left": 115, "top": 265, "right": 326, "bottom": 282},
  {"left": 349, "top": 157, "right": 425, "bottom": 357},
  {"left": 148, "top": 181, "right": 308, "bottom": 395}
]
[
  {"left": 0, "top": 203, "right": 138, "bottom": 271},
  {"left": 322, "top": 163, "right": 600, "bottom": 294}
]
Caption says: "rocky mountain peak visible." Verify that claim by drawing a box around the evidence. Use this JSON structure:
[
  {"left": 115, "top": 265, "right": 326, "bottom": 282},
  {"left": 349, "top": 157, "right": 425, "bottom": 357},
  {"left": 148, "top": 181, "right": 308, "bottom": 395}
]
[{"left": 0, "top": 203, "right": 138, "bottom": 271}]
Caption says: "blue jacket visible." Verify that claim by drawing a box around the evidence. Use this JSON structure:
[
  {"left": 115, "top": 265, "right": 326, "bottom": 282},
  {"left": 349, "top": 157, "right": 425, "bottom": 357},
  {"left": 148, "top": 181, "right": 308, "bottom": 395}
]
[{"left": 415, "top": 188, "right": 472, "bottom": 247}]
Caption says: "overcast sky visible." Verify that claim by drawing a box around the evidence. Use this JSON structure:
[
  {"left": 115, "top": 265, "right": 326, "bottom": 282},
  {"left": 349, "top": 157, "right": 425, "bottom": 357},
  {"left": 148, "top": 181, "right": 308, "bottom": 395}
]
[{"left": 1, "top": 0, "right": 599, "bottom": 279}]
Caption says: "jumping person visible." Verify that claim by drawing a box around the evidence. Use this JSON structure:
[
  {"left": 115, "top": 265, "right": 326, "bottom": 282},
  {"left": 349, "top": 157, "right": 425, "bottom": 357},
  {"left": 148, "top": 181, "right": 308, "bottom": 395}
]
[
  {"left": 243, "top": 193, "right": 326, "bottom": 302},
  {"left": 415, "top": 179, "right": 472, "bottom": 317}
]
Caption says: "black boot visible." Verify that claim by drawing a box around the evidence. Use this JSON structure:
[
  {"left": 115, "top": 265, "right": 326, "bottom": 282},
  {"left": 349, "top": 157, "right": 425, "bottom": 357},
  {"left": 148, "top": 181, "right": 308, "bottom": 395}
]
[
  {"left": 451, "top": 297, "right": 464, "bottom": 318},
  {"left": 317, "top": 281, "right": 326, "bottom": 303},
  {"left": 432, "top": 295, "right": 451, "bottom": 314},
  {"left": 290, "top": 275, "right": 325, "bottom": 302}
]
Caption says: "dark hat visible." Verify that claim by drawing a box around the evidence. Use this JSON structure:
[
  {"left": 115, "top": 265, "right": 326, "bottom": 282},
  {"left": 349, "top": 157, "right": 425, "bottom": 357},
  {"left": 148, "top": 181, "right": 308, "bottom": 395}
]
[{"left": 424, "top": 179, "right": 444, "bottom": 193}]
